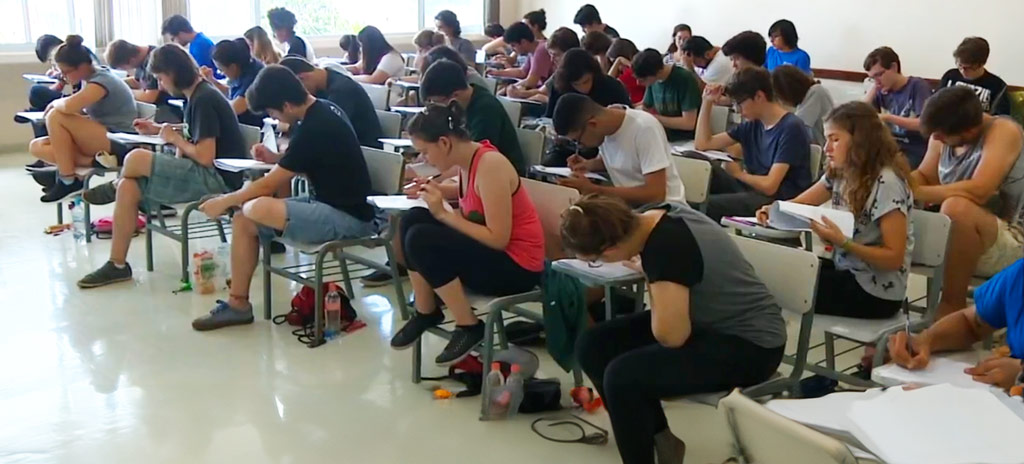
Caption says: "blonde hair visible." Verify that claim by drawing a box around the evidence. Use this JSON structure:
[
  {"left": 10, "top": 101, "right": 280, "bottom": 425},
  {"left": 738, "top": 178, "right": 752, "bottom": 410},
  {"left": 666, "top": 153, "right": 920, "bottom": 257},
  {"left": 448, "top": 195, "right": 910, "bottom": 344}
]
[
  {"left": 825, "top": 102, "right": 914, "bottom": 216},
  {"left": 245, "top": 26, "right": 282, "bottom": 65}
]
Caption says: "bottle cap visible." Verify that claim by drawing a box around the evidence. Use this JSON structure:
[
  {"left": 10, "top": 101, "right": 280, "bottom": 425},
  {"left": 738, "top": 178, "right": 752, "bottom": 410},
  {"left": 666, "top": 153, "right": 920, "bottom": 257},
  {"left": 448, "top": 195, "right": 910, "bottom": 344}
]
[
  {"left": 511, "top": 363, "right": 521, "bottom": 373},
  {"left": 491, "top": 362, "right": 501, "bottom": 370}
]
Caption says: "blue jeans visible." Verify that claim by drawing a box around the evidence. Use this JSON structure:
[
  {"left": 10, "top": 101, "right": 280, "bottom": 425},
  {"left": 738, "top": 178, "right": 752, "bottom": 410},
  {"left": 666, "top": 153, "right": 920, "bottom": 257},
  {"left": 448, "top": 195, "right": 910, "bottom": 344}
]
[{"left": 256, "top": 197, "right": 382, "bottom": 244}]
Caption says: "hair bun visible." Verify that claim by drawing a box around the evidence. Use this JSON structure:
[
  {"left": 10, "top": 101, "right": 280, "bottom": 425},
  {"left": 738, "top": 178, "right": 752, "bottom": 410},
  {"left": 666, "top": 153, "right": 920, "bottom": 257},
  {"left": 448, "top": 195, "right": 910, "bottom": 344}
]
[{"left": 65, "top": 34, "right": 84, "bottom": 48}]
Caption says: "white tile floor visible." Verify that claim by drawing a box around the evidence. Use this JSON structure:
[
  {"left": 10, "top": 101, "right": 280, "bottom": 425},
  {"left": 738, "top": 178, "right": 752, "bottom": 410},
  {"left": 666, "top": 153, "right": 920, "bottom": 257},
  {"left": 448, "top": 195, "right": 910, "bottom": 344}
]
[{"left": 0, "top": 153, "right": 741, "bottom": 464}]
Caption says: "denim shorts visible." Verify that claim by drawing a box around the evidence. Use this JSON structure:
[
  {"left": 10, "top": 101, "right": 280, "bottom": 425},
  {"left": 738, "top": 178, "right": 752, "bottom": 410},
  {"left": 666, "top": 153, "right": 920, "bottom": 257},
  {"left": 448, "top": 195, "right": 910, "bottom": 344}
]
[{"left": 257, "top": 197, "right": 385, "bottom": 245}]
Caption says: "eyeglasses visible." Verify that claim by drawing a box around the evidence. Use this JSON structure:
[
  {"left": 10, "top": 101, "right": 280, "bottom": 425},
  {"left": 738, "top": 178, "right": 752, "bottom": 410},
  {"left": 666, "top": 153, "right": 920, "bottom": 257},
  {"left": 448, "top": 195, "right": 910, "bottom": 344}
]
[
  {"left": 732, "top": 98, "right": 749, "bottom": 113},
  {"left": 956, "top": 62, "right": 982, "bottom": 73},
  {"left": 867, "top": 69, "right": 887, "bottom": 81}
]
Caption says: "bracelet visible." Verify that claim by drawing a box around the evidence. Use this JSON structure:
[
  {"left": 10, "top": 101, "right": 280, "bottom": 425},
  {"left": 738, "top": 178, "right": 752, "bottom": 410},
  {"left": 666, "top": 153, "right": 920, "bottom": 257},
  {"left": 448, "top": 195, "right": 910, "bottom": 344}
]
[{"left": 840, "top": 238, "right": 853, "bottom": 250}]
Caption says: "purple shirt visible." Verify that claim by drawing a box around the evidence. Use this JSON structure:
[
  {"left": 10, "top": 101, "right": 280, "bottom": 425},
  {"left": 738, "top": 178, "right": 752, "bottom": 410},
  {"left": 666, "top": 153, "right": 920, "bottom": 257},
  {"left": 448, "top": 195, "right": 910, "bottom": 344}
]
[
  {"left": 872, "top": 77, "right": 933, "bottom": 167},
  {"left": 521, "top": 40, "right": 552, "bottom": 84}
]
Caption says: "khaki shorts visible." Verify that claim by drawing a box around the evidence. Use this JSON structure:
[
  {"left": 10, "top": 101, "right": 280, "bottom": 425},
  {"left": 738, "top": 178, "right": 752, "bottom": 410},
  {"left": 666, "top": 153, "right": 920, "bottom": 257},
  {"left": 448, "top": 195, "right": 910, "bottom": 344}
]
[{"left": 976, "top": 218, "right": 1024, "bottom": 277}]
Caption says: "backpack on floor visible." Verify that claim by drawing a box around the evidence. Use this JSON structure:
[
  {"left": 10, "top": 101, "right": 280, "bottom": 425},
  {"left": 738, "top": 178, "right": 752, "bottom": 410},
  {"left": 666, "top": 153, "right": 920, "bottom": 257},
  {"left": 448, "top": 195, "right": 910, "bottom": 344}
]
[
  {"left": 277, "top": 283, "right": 358, "bottom": 327},
  {"left": 91, "top": 215, "right": 146, "bottom": 239}
]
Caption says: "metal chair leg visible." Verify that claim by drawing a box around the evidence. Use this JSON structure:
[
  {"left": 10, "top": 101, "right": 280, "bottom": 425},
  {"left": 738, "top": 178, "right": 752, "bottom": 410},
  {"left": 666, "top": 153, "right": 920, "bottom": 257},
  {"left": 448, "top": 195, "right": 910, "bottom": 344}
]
[
  {"left": 480, "top": 308, "right": 499, "bottom": 420},
  {"left": 56, "top": 202, "right": 63, "bottom": 224},
  {"left": 262, "top": 240, "right": 272, "bottom": 321},
  {"left": 179, "top": 207, "right": 192, "bottom": 284},
  {"left": 494, "top": 308, "right": 509, "bottom": 350},
  {"left": 412, "top": 337, "right": 423, "bottom": 383},
  {"left": 337, "top": 251, "right": 355, "bottom": 298},
  {"left": 309, "top": 250, "right": 328, "bottom": 348},
  {"left": 824, "top": 332, "right": 836, "bottom": 371},
  {"left": 145, "top": 216, "right": 154, "bottom": 272}
]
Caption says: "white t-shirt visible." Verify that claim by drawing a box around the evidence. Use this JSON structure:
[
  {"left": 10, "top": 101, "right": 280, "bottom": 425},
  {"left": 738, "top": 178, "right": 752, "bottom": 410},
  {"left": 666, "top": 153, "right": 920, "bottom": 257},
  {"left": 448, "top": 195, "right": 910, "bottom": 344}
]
[
  {"left": 600, "top": 108, "right": 686, "bottom": 203},
  {"left": 374, "top": 51, "right": 406, "bottom": 78},
  {"left": 697, "top": 50, "right": 733, "bottom": 86}
]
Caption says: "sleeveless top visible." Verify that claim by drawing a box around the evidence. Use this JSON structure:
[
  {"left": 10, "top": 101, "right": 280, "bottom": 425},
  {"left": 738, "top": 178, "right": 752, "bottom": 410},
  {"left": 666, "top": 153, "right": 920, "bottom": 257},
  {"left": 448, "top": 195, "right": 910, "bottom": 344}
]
[
  {"left": 459, "top": 141, "right": 545, "bottom": 272},
  {"left": 84, "top": 67, "right": 136, "bottom": 133},
  {"left": 939, "top": 116, "right": 1024, "bottom": 229}
]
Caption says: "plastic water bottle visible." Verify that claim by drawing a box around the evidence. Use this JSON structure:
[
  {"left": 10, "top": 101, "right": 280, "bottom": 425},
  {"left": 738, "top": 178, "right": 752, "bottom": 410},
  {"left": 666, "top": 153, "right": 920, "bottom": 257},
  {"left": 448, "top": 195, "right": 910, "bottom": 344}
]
[
  {"left": 506, "top": 363, "right": 525, "bottom": 418},
  {"left": 484, "top": 362, "right": 508, "bottom": 420},
  {"left": 325, "top": 287, "right": 342, "bottom": 336},
  {"left": 71, "top": 198, "right": 86, "bottom": 242}
]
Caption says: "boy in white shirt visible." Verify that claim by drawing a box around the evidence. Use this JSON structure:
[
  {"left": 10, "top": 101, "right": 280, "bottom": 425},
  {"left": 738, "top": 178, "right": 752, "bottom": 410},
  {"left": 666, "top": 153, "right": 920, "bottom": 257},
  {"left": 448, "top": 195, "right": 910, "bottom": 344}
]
[
  {"left": 551, "top": 93, "right": 686, "bottom": 206},
  {"left": 681, "top": 36, "right": 733, "bottom": 86}
]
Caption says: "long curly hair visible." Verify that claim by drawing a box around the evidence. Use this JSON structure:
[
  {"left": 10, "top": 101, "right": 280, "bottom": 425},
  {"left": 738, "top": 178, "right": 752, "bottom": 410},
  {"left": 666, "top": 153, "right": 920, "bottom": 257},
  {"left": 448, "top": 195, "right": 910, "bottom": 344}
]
[{"left": 825, "top": 101, "right": 914, "bottom": 216}]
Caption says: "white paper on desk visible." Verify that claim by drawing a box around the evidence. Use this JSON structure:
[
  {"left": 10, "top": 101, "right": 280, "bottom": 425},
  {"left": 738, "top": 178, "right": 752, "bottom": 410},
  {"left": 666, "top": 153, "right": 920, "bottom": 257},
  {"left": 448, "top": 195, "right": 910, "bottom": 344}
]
[
  {"left": 391, "top": 106, "right": 425, "bottom": 114},
  {"left": 530, "top": 166, "right": 608, "bottom": 182},
  {"left": 16, "top": 111, "right": 46, "bottom": 122},
  {"left": 107, "top": 132, "right": 166, "bottom": 146},
  {"left": 262, "top": 128, "right": 278, "bottom": 153},
  {"left": 766, "top": 389, "right": 889, "bottom": 438},
  {"left": 553, "top": 259, "right": 643, "bottom": 281},
  {"left": 380, "top": 138, "right": 415, "bottom": 147},
  {"left": 409, "top": 162, "right": 441, "bottom": 177},
  {"left": 367, "top": 195, "right": 453, "bottom": 212},
  {"left": 671, "top": 141, "right": 696, "bottom": 153},
  {"left": 214, "top": 159, "right": 275, "bottom": 172},
  {"left": 872, "top": 356, "right": 989, "bottom": 390},
  {"left": 768, "top": 201, "right": 854, "bottom": 237},
  {"left": 674, "top": 148, "right": 734, "bottom": 162},
  {"left": 23, "top": 73, "right": 58, "bottom": 83},
  {"left": 847, "top": 384, "right": 1024, "bottom": 464}
]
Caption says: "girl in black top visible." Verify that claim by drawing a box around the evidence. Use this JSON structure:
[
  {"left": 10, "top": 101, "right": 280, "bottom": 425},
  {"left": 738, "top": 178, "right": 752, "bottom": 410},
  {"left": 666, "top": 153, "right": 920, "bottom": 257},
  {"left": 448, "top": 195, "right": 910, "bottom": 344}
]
[{"left": 546, "top": 48, "right": 632, "bottom": 118}]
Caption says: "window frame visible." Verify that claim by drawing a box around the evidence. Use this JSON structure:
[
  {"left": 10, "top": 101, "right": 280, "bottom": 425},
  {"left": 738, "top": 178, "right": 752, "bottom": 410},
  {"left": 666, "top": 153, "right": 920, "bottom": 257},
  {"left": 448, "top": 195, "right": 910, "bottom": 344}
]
[{"left": 0, "top": 0, "right": 91, "bottom": 52}]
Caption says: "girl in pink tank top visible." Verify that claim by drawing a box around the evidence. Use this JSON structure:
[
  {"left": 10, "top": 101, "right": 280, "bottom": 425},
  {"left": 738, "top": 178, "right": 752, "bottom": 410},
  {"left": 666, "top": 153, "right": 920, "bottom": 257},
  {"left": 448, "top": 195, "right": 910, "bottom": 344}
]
[{"left": 390, "top": 101, "right": 545, "bottom": 367}]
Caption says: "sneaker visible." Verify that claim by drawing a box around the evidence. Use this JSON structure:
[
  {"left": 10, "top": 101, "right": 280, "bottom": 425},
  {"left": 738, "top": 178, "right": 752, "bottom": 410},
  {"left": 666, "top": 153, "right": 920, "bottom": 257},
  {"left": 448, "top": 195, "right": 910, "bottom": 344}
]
[
  {"left": 270, "top": 241, "right": 287, "bottom": 254},
  {"left": 390, "top": 309, "right": 444, "bottom": 350},
  {"left": 361, "top": 262, "right": 408, "bottom": 287},
  {"left": 82, "top": 181, "right": 117, "bottom": 205},
  {"left": 77, "top": 261, "right": 133, "bottom": 288},
  {"left": 191, "top": 300, "right": 254, "bottom": 331},
  {"left": 436, "top": 320, "right": 484, "bottom": 366},
  {"left": 40, "top": 178, "right": 83, "bottom": 203},
  {"left": 24, "top": 159, "right": 47, "bottom": 170},
  {"left": 32, "top": 170, "right": 57, "bottom": 190}
]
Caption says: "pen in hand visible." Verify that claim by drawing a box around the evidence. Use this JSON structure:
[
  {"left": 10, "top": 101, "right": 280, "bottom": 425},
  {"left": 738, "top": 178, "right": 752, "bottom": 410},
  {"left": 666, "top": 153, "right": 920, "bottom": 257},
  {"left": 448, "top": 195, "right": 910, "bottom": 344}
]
[{"left": 403, "top": 173, "right": 442, "bottom": 191}]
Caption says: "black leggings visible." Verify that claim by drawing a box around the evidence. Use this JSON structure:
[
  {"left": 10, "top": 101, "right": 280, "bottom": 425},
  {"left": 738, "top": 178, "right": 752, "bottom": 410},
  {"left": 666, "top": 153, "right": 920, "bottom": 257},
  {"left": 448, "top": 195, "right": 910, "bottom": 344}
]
[
  {"left": 400, "top": 208, "right": 541, "bottom": 296},
  {"left": 814, "top": 259, "right": 903, "bottom": 319},
  {"left": 576, "top": 311, "right": 783, "bottom": 464}
]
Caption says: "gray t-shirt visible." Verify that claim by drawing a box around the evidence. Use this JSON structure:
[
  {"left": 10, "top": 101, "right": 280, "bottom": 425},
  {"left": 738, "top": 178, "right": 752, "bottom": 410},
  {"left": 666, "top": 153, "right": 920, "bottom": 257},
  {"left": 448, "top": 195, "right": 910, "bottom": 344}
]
[
  {"left": 84, "top": 67, "right": 136, "bottom": 132},
  {"left": 939, "top": 116, "right": 1024, "bottom": 230},
  {"left": 449, "top": 37, "right": 477, "bottom": 65},
  {"left": 638, "top": 202, "right": 787, "bottom": 348},
  {"left": 795, "top": 83, "right": 834, "bottom": 147},
  {"left": 823, "top": 167, "right": 915, "bottom": 300}
]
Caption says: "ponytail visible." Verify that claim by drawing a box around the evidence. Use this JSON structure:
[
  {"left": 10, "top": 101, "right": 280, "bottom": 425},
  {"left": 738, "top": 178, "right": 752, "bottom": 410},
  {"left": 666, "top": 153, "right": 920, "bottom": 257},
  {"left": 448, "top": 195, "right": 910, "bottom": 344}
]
[
  {"left": 406, "top": 100, "right": 470, "bottom": 142},
  {"left": 54, "top": 34, "right": 93, "bottom": 68}
]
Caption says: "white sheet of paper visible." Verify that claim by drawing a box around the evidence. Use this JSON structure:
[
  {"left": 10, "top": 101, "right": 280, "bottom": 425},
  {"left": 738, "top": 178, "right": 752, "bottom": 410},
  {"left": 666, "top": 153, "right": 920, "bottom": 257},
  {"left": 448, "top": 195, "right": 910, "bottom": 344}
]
[
  {"left": 16, "top": 111, "right": 46, "bottom": 122},
  {"left": 379, "top": 138, "right": 415, "bottom": 147},
  {"left": 847, "top": 384, "right": 1024, "bottom": 464},
  {"left": 553, "top": 259, "right": 643, "bottom": 282},
  {"left": 391, "top": 106, "right": 425, "bottom": 114},
  {"left": 530, "top": 165, "right": 608, "bottom": 182},
  {"left": 23, "top": 73, "right": 58, "bottom": 83},
  {"left": 168, "top": 98, "right": 184, "bottom": 108},
  {"left": 262, "top": 128, "right": 278, "bottom": 154},
  {"left": 214, "top": 159, "right": 275, "bottom": 172},
  {"left": 107, "top": 132, "right": 167, "bottom": 146},
  {"left": 768, "top": 201, "right": 855, "bottom": 237},
  {"left": 367, "top": 195, "right": 453, "bottom": 212},
  {"left": 674, "top": 148, "right": 734, "bottom": 162},
  {"left": 671, "top": 141, "right": 696, "bottom": 153},
  {"left": 409, "top": 162, "right": 441, "bottom": 177},
  {"left": 872, "top": 355, "right": 989, "bottom": 390},
  {"left": 766, "top": 389, "right": 889, "bottom": 437}
]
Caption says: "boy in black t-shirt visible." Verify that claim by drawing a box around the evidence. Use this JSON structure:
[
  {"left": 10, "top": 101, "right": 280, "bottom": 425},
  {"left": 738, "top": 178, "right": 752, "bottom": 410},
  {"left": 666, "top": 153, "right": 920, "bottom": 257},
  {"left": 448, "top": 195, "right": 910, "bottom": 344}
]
[
  {"left": 940, "top": 37, "right": 1010, "bottom": 116},
  {"left": 189, "top": 65, "right": 380, "bottom": 331},
  {"left": 279, "top": 56, "right": 383, "bottom": 148}
]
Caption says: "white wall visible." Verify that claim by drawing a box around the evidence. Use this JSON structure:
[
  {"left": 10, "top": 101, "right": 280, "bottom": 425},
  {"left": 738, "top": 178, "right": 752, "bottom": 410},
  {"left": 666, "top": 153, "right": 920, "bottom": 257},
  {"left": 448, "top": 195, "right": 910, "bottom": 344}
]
[{"left": 505, "top": 0, "right": 1024, "bottom": 84}]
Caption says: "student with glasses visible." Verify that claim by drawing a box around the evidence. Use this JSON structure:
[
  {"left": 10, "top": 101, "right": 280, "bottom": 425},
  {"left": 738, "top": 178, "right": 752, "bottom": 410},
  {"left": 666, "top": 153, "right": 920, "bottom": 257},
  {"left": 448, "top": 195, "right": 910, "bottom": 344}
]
[
  {"left": 862, "top": 46, "right": 933, "bottom": 168},
  {"left": 551, "top": 93, "right": 686, "bottom": 206},
  {"left": 694, "top": 67, "right": 812, "bottom": 223},
  {"left": 939, "top": 37, "right": 1011, "bottom": 116}
]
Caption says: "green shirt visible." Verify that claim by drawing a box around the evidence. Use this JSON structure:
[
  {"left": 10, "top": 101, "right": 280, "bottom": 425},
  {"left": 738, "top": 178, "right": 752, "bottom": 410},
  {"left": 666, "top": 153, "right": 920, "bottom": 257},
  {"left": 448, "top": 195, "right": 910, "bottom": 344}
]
[
  {"left": 467, "top": 84, "right": 526, "bottom": 175},
  {"left": 642, "top": 66, "right": 702, "bottom": 140}
]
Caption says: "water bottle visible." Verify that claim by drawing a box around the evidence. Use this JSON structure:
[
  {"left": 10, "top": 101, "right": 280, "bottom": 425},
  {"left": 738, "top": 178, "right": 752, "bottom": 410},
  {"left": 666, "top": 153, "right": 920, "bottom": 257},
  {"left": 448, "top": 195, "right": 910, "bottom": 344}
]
[
  {"left": 506, "top": 363, "right": 525, "bottom": 418},
  {"left": 71, "top": 198, "right": 86, "bottom": 242},
  {"left": 216, "top": 242, "right": 231, "bottom": 286},
  {"left": 484, "top": 362, "right": 508, "bottom": 420},
  {"left": 325, "top": 287, "right": 342, "bottom": 336}
]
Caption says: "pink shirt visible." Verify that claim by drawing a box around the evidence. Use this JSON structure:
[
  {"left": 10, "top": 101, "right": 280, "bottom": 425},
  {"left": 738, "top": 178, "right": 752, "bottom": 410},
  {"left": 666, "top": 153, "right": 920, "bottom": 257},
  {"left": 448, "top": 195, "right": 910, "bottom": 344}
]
[{"left": 521, "top": 40, "right": 553, "bottom": 84}]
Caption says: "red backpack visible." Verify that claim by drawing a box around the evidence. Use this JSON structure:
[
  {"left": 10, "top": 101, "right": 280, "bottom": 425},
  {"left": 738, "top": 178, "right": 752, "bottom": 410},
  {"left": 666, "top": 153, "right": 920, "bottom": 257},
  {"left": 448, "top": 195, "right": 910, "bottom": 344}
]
[{"left": 276, "top": 283, "right": 358, "bottom": 328}]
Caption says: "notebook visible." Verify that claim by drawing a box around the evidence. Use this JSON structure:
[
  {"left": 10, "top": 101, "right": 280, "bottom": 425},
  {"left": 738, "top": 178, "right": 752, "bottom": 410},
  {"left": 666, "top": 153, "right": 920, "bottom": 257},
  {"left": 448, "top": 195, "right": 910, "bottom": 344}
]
[
  {"left": 552, "top": 259, "right": 644, "bottom": 282},
  {"left": 367, "top": 195, "right": 453, "bottom": 212},
  {"left": 530, "top": 166, "right": 608, "bottom": 182},
  {"left": 214, "top": 159, "right": 275, "bottom": 172},
  {"left": 871, "top": 353, "right": 989, "bottom": 390},
  {"left": 768, "top": 201, "right": 855, "bottom": 237},
  {"left": 107, "top": 132, "right": 167, "bottom": 146},
  {"left": 15, "top": 111, "right": 46, "bottom": 123}
]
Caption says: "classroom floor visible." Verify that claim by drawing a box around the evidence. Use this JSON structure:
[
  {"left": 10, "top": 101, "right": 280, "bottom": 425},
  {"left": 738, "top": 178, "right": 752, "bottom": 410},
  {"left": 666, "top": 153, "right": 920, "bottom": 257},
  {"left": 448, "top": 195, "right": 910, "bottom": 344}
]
[{"left": 0, "top": 153, "right": 742, "bottom": 464}]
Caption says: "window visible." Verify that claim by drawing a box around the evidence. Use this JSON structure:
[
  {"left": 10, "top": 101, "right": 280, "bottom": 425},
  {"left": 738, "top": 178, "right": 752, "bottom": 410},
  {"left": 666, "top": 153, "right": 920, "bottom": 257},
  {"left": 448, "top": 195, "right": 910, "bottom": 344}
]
[
  {"left": 0, "top": 0, "right": 95, "bottom": 50},
  {"left": 189, "top": 0, "right": 483, "bottom": 39},
  {"left": 112, "top": 0, "right": 162, "bottom": 45}
]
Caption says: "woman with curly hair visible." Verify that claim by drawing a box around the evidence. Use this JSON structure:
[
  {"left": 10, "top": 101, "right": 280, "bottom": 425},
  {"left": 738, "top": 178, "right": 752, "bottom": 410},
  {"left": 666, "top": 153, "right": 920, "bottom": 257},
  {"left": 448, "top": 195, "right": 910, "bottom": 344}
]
[{"left": 758, "top": 101, "right": 915, "bottom": 319}]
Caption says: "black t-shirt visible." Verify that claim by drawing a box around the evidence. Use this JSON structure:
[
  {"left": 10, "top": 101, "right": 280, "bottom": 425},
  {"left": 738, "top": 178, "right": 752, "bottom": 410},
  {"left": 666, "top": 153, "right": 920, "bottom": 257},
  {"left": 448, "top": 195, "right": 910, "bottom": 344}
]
[
  {"left": 185, "top": 80, "right": 247, "bottom": 190},
  {"left": 940, "top": 69, "right": 1011, "bottom": 115},
  {"left": 286, "top": 35, "right": 308, "bottom": 58},
  {"left": 278, "top": 99, "right": 375, "bottom": 221},
  {"left": 603, "top": 25, "right": 620, "bottom": 39},
  {"left": 640, "top": 212, "right": 703, "bottom": 287},
  {"left": 545, "top": 73, "right": 632, "bottom": 118},
  {"left": 321, "top": 69, "right": 383, "bottom": 148},
  {"left": 135, "top": 46, "right": 171, "bottom": 106}
]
